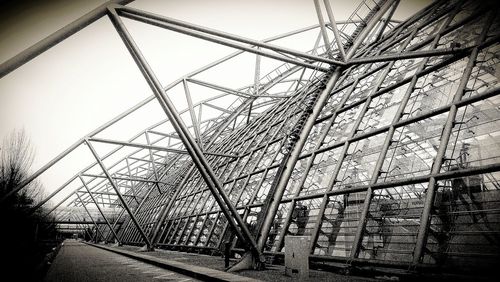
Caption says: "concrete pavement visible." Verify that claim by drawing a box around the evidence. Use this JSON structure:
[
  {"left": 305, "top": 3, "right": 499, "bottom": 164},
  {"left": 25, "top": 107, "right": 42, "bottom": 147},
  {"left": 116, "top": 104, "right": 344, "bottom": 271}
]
[{"left": 44, "top": 239, "right": 200, "bottom": 282}]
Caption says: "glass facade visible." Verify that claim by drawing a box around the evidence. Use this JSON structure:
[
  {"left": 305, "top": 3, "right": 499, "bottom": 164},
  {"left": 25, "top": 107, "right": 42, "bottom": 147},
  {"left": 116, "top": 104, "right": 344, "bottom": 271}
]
[{"left": 32, "top": 0, "right": 499, "bottom": 273}]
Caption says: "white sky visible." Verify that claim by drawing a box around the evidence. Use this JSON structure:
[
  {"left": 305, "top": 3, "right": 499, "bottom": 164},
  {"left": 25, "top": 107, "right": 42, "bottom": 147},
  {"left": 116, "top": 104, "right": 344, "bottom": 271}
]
[{"left": 0, "top": 0, "right": 431, "bottom": 205}]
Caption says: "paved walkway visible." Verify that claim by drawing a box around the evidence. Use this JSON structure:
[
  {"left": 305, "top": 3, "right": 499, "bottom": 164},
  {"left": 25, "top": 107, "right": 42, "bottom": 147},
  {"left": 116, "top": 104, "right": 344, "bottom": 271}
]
[{"left": 44, "top": 240, "right": 199, "bottom": 282}]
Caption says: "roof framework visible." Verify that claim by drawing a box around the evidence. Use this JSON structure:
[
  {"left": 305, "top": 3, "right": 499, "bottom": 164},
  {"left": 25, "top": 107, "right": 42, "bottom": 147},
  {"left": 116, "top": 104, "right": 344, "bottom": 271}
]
[{"left": 1, "top": 0, "right": 499, "bottom": 273}]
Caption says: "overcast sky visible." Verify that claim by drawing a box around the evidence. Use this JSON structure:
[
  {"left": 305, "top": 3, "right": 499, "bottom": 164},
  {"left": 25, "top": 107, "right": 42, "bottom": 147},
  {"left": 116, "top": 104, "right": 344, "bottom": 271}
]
[{"left": 0, "top": 0, "right": 431, "bottom": 205}]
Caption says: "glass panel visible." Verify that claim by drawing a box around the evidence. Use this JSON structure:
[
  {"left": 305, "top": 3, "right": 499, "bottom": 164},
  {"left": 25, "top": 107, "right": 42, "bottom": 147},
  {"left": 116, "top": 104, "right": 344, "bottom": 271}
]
[
  {"left": 253, "top": 168, "right": 278, "bottom": 204},
  {"left": 379, "top": 114, "right": 446, "bottom": 183},
  {"left": 198, "top": 213, "right": 217, "bottom": 246},
  {"left": 357, "top": 83, "right": 411, "bottom": 134},
  {"left": 423, "top": 175, "right": 500, "bottom": 270},
  {"left": 322, "top": 104, "right": 363, "bottom": 147},
  {"left": 313, "top": 192, "right": 367, "bottom": 257},
  {"left": 300, "top": 150, "right": 341, "bottom": 196},
  {"left": 359, "top": 184, "right": 426, "bottom": 262},
  {"left": 264, "top": 202, "right": 292, "bottom": 252},
  {"left": 283, "top": 156, "right": 311, "bottom": 198},
  {"left": 207, "top": 214, "right": 227, "bottom": 248},
  {"left": 334, "top": 132, "right": 387, "bottom": 188},
  {"left": 443, "top": 97, "right": 500, "bottom": 172}
]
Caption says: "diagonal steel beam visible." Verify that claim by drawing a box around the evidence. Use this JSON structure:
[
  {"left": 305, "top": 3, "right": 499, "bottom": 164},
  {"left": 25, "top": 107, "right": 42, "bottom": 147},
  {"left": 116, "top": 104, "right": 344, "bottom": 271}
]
[
  {"left": 115, "top": 5, "right": 344, "bottom": 67},
  {"left": 81, "top": 173, "right": 167, "bottom": 185},
  {"left": 89, "top": 136, "right": 237, "bottom": 158},
  {"left": 89, "top": 136, "right": 188, "bottom": 155},
  {"left": 374, "top": 0, "right": 400, "bottom": 41},
  {"left": 187, "top": 78, "right": 290, "bottom": 99},
  {"left": 107, "top": 7, "right": 261, "bottom": 259},
  {"left": 85, "top": 139, "right": 154, "bottom": 249},
  {"left": 79, "top": 175, "right": 121, "bottom": 244},
  {"left": 182, "top": 79, "right": 203, "bottom": 149},
  {"left": 76, "top": 192, "right": 105, "bottom": 243},
  {"left": 144, "top": 132, "right": 163, "bottom": 194},
  {"left": 322, "top": 0, "right": 346, "bottom": 60},
  {"left": 313, "top": 0, "right": 334, "bottom": 58},
  {"left": 115, "top": 7, "right": 331, "bottom": 72},
  {"left": 347, "top": 47, "right": 471, "bottom": 65},
  {"left": 0, "top": 0, "right": 135, "bottom": 78}
]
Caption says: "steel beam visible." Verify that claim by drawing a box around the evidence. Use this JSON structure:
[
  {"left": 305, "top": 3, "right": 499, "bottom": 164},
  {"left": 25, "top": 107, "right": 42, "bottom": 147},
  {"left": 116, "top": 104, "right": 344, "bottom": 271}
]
[
  {"left": 182, "top": 79, "right": 203, "bottom": 149},
  {"left": 76, "top": 193, "right": 105, "bottom": 243},
  {"left": 313, "top": 0, "right": 334, "bottom": 58},
  {"left": 107, "top": 7, "right": 261, "bottom": 260},
  {"left": 79, "top": 175, "right": 121, "bottom": 244},
  {"left": 0, "top": 0, "right": 135, "bottom": 78},
  {"left": 144, "top": 132, "right": 162, "bottom": 193},
  {"left": 348, "top": 47, "right": 470, "bottom": 65},
  {"left": 1, "top": 94, "right": 157, "bottom": 205},
  {"left": 374, "top": 0, "right": 399, "bottom": 41},
  {"left": 412, "top": 11, "right": 495, "bottom": 265},
  {"left": 81, "top": 173, "right": 166, "bottom": 185},
  {"left": 323, "top": 0, "right": 346, "bottom": 60},
  {"left": 346, "top": 0, "right": 396, "bottom": 57},
  {"left": 85, "top": 139, "right": 153, "bottom": 249},
  {"left": 114, "top": 7, "right": 331, "bottom": 72},
  {"left": 115, "top": 5, "right": 344, "bottom": 67},
  {"left": 187, "top": 78, "right": 290, "bottom": 99}
]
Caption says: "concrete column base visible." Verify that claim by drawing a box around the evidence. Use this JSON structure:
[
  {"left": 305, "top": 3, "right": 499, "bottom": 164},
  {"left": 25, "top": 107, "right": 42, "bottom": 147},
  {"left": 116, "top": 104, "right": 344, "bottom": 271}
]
[{"left": 227, "top": 251, "right": 264, "bottom": 272}]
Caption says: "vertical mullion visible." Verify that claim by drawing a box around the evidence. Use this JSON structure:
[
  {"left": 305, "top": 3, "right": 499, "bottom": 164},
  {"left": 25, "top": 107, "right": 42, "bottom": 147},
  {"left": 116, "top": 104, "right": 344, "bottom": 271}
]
[{"left": 412, "top": 10, "right": 495, "bottom": 265}]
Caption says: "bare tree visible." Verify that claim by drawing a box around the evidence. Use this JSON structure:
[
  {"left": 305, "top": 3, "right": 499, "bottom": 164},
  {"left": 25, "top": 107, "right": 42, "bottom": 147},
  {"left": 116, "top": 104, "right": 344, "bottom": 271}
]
[
  {"left": 0, "top": 129, "right": 44, "bottom": 206},
  {"left": 0, "top": 129, "right": 55, "bottom": 281}
]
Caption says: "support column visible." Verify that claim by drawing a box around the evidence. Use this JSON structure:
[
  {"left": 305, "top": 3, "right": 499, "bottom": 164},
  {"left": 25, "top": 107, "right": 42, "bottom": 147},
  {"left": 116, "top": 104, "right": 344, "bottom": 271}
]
[
  {"left": 85, "top": 139, "right": 154, "bottom": 249},
  {"left": 313, "top": 0, "right": 333, "bottom": 58},
  {"left": 151, "top": 166, "right": 194, "bottom": 245},
  {"left": 79, "top": 175, "right": 121, "bottom": 244},
  {"left": 374, "top": 0, "right": 400, "bottom": 41},
  {"left": 117, "top": 178, "right": 157, "bottom": 242},
  {"left": 144, "top": 132, "right": 163, "bottom": 194},
  {"left": 106, "top": 7, "right": 261, "bottom": 263},
  {"left": 412, "top": 12, "right": 495, "bottom": 266},
  {"left": 76, "top": 193, "right": 105, "bottom": 243},
  {"left": 256, "top": 0, "right": 396, "bottom": 256},
  {"left": 107, "top": 208, "right": 126, "bottom": 241},
  {"left": 350, "top": 2, "right": 460, "bottom": 259},
  {"left": 322, "top": 0, "right": 346, "bottom": 60},
  {"left": 182, "top": 80, "right": 203, "bottom": 149}
]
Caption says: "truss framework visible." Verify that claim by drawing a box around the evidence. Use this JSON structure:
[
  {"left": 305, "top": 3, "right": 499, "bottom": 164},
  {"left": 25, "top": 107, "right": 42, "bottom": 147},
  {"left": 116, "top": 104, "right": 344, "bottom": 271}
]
[{"left": 2, "top": 0, "right": 499, "bottom": 273}]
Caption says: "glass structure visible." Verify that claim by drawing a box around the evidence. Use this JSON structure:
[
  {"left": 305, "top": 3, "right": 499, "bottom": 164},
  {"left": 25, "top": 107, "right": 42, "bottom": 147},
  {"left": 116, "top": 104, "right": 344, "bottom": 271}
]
[{"left": 3, "top": 0, "right": 499, "bottom": 275}]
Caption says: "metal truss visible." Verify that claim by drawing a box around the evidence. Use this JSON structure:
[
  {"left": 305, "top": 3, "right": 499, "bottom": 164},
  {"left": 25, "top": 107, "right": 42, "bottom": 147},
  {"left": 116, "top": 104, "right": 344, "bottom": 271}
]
[{"left": 2, "top": 0, "right": 499, "bottom": 273}]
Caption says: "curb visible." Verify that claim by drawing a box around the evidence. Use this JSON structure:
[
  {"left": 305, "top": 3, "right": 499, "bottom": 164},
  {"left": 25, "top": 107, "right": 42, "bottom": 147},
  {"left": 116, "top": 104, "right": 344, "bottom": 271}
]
[{"left": 85, "top": 242, "right": 262, "bottom": 282}]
